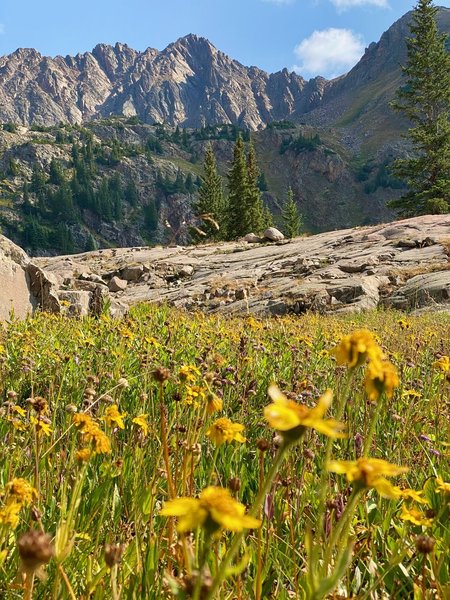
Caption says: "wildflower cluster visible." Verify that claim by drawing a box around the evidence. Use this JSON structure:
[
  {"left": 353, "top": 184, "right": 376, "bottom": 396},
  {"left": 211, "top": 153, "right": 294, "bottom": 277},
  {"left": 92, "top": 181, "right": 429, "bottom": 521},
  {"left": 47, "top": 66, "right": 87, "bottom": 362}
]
[
  {"left": 0, "top": 478, "right": 37, "bottom": 529},
  {"left": 332, "top": 329, "right": 399, "bottom": 399},
  {"left": 73, "top": 413, "right": 111, "bottom": 455}
]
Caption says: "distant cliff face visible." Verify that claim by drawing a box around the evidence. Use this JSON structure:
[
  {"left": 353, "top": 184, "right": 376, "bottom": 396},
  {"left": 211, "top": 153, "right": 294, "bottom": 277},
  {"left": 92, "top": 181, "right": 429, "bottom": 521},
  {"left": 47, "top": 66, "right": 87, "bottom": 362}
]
[
  {"left": 0, "top": 35, "right": 326, "bottom": 129},
  {"left": 1, "top": 8, "right": 448, "bottom": 131}
]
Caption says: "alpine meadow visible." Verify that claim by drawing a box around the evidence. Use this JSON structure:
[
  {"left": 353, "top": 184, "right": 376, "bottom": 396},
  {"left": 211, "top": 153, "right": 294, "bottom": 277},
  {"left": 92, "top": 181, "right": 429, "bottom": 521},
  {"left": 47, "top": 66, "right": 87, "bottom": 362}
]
[{"left": 0, "top": 0, "right": 449, "bottom": 599}]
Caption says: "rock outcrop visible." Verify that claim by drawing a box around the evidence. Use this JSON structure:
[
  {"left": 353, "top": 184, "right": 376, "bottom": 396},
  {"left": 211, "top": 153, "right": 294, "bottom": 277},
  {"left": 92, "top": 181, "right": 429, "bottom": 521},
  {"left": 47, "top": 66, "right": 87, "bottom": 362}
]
[
  {"left": 0, "top": 235, "right": 36, "bottom": 320},
  {"left": 6, "top": 214, "right": 443, "bottom": 319}
]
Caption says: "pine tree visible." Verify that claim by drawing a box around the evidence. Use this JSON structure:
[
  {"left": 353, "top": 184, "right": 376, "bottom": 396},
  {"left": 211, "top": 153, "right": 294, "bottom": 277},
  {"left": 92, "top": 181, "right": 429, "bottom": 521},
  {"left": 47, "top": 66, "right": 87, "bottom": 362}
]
[
  {"left": 192, "top": 143, "right": 224, "bottom": 240},
  {"left": 225, "top": 135, "right": 249, "bottom": 238},
  {"left": 244, "top": 140, "right": 265, "bottom": 233},
  {"left": 390, "top": 0, "right": 450, "bottom": 215},
  {"left": 281, "top": 187, "right": 302, "bottom": 239}
]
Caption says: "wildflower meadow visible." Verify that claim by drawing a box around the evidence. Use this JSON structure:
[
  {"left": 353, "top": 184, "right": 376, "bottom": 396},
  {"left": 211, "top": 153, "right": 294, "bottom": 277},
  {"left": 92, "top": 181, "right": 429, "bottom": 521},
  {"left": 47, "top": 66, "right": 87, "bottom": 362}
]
[{"left": 0, "top": 305, "right": 448, "bottom": 599}]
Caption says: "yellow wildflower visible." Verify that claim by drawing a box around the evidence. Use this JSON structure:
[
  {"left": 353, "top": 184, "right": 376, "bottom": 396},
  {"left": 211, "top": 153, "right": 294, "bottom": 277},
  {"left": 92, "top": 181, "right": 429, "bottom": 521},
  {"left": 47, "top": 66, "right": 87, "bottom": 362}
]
[
  {"left": 364, "top": 359, "right": 399, "bottom": 400},
  {"left": 433, "top": 356, "right": 450, "bottom": 372},
  {"left": 399, "top": 505, "right": 433, "bottom": 527},
  {"left": 0, "top": 501, "right": 22, "bottom": 529},
  {"left": 327, "top": 457, "right": 409, "bottom": 499},
  {"left": 30, "top": 416, "right": 52, "bottom": 437},
  {"left": 102, "top": 405, "right": 126, "bottom": 429},
  {"left": 184, "top": 385, "right": 206, "bottom": 406},
  {"left": 399, "top": 488, "right": 428, "bottom": 504},
  {"left": 132, "top": 414, "right": 149, "bottom": 436},
  {"left": 331, "top": 329, "right": 384, "bottom": 368},
  {"left": 179, "top": 365, "right": 201, "bottom": 382},
  {"left": 5, "top": 479, "right": 38, "bottom": 506},
  {"left": 73, "top": 414, "right": 111, "bottom": 454},
  {"left": 206, "top": 418, "right": 246, "bottom": 447},
  {"left": 206, "top": 392, "right": 223, "bottom": 415},
  {"left": 264, "top": 384, "right": 346, "bottom": 442},
  {"left": 160, "top": 486, "right": 261, "bottom": 534},
  {"left": 13, "top": 405, "right": 26, "bottom": 417},
  {"left": 435, "top": 476, "right": 450, "bottom": 494},
  {"left": 401, "top": 389, "right": 422, "bottom": 399},
  {"left": 75, "top": 448, "right": 92, "bottom": 463}
]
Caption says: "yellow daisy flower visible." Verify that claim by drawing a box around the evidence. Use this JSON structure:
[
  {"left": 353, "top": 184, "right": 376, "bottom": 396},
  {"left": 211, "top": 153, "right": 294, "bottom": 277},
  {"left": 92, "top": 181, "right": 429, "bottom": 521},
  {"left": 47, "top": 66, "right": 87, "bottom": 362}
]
[
  {"left": 206, "top": 392, "right": 223, "bottom": 415},
  {"left": 0, "top": 501, "right": 22, "bottom": 529},
  {"left": 206, "top": 418, "right": 246, "bottom": 447},
  {"left": 132, "top": 414, "right": 149, "bottom": 436},
  {"left": 331, "top": 329, "right": 384, "bottom": 368},
  {"left": 102, "top": 405, "right": 126, "bottom": 429},
  {"left": 264, "top": 384, "right": 346, "bottom": 443},
  {"left": 364, "top": 359, "right": 399, "bottom": 400},
  {"left": 327, "top": 457, "right": 408, "bottom": 499},
  {"left": 435, "top": 476, "right": 450, "bottom": 494},
  {"left": 5, "top": 479, "right": 38, "bottom": 506},
  {"left": 433, "top": 356, "right": 450, "bottom": 372},
  {"left": 399, "top": 505, "right": 433, "bottom": 527},
  {"left": 160, "top": 486, "right": 261, "bottom": 534}
]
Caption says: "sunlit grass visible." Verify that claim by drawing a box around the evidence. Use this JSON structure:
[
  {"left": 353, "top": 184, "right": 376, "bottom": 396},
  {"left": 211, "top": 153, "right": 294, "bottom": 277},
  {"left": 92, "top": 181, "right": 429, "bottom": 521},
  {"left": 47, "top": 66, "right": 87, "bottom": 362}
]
[{"left": 0, "top": 305, "right": 448, "bottom": 598}]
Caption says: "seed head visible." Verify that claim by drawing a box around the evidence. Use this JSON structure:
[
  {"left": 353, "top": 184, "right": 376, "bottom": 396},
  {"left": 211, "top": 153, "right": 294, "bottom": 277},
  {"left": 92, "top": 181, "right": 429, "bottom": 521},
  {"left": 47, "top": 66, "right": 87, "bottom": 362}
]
[
  {"left": 18, "top": 530, "right": 54, "bottom": 572},
  {"left": 256, "top": 439, "right": 270, "bottom": 452},
  {"left": 228, "top": 477, "right": 241, "bottom": 492},
  {"left": 415, "top": 535, "right": 435, "bottom": 554},
  {"left": 152, "top": 367, "right": 171, "bottom": 383},
  {"left": 104, "top": 543, "right": 125, "bottom": 567}
]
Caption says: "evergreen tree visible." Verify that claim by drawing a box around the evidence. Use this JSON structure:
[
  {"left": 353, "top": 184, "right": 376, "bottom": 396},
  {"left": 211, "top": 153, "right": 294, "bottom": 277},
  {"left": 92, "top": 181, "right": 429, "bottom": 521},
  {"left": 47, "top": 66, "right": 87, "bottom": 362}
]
[
  {"left": 244, "top": 140, "right": 265, "bottom": 233},
  {"left": 225, "top": 135, "right": 249, "bottom": 238},
  {"left": 281, "top": 187, "right": 302, "bottom": 239},
  {"left": 192, "top": 143, "right": 224, "bottom": 240},
  {"left": 124, "top": 179, "right": 139, "bottom": 206},
  {"left": 49, "top": 158, "right": 65, "bottom": 185},
  {"left": 390, "top": 0, "right": 450, "bottom": 215}
]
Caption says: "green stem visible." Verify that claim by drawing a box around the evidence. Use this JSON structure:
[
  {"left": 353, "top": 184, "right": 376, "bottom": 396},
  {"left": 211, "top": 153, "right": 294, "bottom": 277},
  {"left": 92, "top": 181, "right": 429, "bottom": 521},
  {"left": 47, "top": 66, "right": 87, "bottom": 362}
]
[
  {"left": 362, "top": 395, "right": 385, "bottom": 456},
  {"left": 323, "top": 489, "right": 362, "bottom": 572},
  {"left": 206, "top": 441, "right": 291, "bottom": 599}
]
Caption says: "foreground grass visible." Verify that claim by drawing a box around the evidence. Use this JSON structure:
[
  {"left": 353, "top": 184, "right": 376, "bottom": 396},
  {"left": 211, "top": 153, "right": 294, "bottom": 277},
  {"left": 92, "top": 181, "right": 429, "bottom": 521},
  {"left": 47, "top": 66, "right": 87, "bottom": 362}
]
[{"left": 0, "top": 306, "right": 448, "bottom": 599}]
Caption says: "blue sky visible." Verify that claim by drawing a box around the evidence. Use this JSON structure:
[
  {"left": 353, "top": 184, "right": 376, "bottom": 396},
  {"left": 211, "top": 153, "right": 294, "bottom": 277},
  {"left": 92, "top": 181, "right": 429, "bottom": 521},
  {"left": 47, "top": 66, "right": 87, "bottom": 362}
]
[{"left": 0, "top": 1, "right": 449, "bottom": 79}]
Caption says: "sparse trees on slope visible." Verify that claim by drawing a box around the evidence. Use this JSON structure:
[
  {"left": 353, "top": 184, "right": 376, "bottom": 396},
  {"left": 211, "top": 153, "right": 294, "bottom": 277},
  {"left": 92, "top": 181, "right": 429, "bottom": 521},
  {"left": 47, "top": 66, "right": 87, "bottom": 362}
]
[
  {"left": 192, "top": 143, "right": 224, "bottom": 240},
  {"left": 281, "top": 187, "right": 302, "bottom": 239},
  {"left": 390, "top": 0, "right": 450, "bottom": 215}
]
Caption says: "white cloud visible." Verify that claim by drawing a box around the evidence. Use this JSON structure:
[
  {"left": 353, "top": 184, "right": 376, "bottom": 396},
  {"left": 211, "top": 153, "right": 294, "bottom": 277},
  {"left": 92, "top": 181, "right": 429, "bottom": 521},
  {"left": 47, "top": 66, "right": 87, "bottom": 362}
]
[
  {"left": 293, "top": 28, "right": 364, "bottom": 78},
  {"left": 330, "top": 0, "right": 389, "bottom": 10},
  {"left": 262, "top": 0, "right": 294, "bottom": 5}
]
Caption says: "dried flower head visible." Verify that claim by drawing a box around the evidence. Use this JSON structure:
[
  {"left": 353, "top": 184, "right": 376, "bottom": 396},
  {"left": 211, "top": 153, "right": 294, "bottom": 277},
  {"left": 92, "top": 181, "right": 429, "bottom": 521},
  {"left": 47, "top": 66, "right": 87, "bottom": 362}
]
[
  {"left": 104, "top": 543, "right": 125, "bottom": 567},
  {"left": 18, "top": 530, "right": 54, "bottom": 572}
]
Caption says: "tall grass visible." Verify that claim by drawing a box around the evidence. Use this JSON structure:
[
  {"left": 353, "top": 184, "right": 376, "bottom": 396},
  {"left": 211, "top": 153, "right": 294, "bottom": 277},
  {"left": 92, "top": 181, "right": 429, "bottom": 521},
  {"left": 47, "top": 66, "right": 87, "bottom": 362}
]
[{"left": 0, "top": 306, "right": 448, "bottom": 599}]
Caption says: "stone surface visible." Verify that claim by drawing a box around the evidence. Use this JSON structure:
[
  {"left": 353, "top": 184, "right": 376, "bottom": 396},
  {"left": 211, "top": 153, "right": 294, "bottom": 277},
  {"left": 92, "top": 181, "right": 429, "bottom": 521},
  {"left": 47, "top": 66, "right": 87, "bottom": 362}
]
[
  {"left": 108, "top": 276, "right": 128, "bottom": 292},
  {"left": 30, "top": 214, "right": 450, "bottom": 317},
  {"left": 263, "top": 227, "right": 285, "bottom": 242},
  {"left": 0, "top": 235, "right": 36, "bottom": 320},
  {"left": 27, "top": 263, "right": 61, "bottom": 313}
]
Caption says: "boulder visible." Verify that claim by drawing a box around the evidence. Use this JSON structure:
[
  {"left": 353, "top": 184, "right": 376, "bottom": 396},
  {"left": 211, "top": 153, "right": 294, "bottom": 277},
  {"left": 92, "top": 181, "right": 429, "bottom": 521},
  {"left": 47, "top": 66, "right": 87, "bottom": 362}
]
[
  {"left": 243, "top": 233, "right": 262, "bottom": 243},
  {"left": 263, "top": 227, "right": 285, "bottom": 242},
  {"left": 58, "top": 291, "right": 91, "bottom": 317},
  {"left": 27, "top": 263, "right": 61, "bottom": 313},
  {"left": 120, "top": 265, "right": 144, "bottom": 282},
  {"left": 386, "top": 271, "right": 450, "bottom": 310},
  {"left": 0, "top": 235, "right": 36, "bottom": 320},
  {"left": 108, "top": 276, "right": 128, "bottom": 292},
  {"left": 179, "top": 265, "right": 194, "bottom": 277}
]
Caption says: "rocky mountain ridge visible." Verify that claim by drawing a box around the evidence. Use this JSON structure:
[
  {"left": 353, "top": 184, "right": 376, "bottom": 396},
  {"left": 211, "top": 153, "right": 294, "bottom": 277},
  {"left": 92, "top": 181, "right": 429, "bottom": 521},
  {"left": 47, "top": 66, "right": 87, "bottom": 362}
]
[
  {"left": 0, "top": 8, "right": 448, "bottom": 132},
  {"left": 2, "top": 215, "right": 449, "bottom": 321}
]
